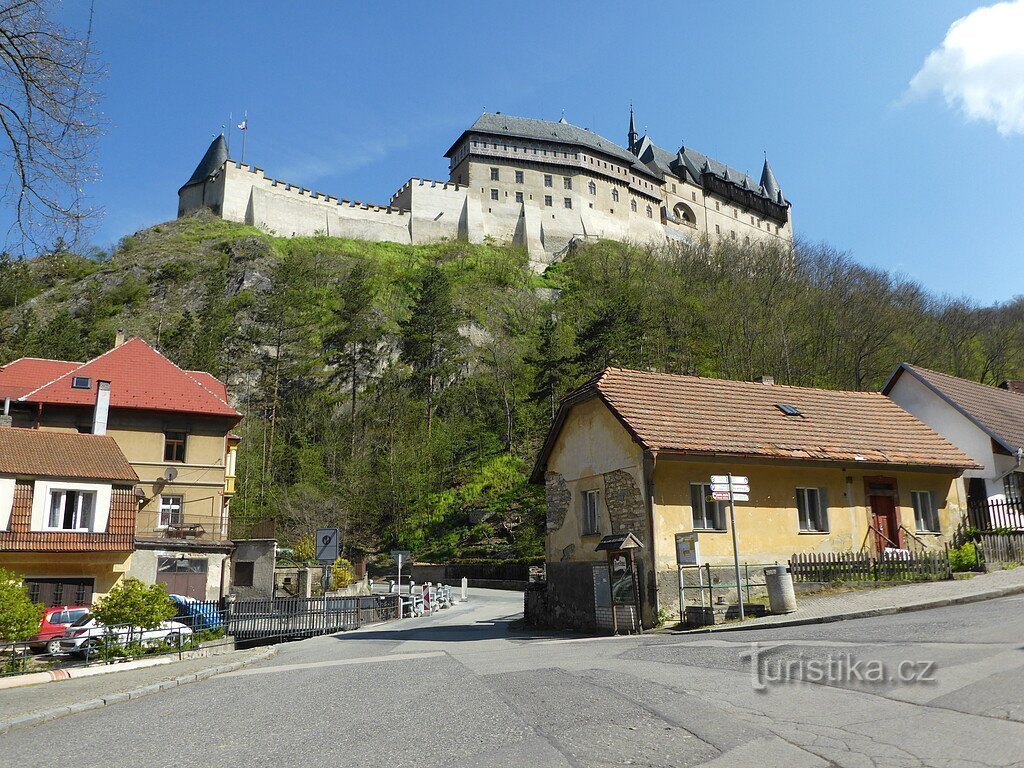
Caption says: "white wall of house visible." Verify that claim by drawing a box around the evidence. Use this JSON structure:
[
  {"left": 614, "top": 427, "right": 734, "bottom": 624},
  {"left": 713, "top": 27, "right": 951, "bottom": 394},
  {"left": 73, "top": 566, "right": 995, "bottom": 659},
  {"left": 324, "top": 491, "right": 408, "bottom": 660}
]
[{"left": 0, "top": 477, "right": 15, "bottom": 530}]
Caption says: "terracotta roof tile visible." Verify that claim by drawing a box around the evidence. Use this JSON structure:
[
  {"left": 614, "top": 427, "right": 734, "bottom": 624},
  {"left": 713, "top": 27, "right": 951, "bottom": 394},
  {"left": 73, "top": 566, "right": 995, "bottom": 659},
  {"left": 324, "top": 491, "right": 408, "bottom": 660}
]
[
  {"left": 539, "top": 368, "right": 978, "bottom": 474},
  {"left": 0, "top": 427, "right": 138, "bottom": 481},
  {"left": 0, "top": 358, "right": 81, "bottom": 399},
  {"left": 8, "top": 338, "right": 240, "bottom": 420},
  {"left": 885, "top": 364, "right": 1024, "bottom": 453}
]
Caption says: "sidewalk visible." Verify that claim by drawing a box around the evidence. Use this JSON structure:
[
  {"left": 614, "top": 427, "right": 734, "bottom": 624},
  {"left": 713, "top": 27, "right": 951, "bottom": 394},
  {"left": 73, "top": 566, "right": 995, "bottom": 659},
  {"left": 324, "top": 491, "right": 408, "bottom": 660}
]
[
  {"left": 672, "top": 566, "right": 1024, "bottom": 634},
  {"left": 0, "top": 645, "right": 276, "bottom": 735}
]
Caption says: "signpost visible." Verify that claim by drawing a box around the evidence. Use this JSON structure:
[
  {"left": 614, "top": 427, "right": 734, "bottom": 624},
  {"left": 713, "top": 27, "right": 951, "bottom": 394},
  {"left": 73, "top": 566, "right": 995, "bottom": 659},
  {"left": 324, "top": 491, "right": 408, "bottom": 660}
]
[
  {"left": 707, "top": 474, "right": 749, "bottom": 620},
  {"left": 391, "top": 550, "right": 411, "bottom": 617},
  {"left": 316, "top": 528, "right": 340, "bottom": 592},
  {"left": 675, "top": 532, "right": 699, "bottom": 624}
]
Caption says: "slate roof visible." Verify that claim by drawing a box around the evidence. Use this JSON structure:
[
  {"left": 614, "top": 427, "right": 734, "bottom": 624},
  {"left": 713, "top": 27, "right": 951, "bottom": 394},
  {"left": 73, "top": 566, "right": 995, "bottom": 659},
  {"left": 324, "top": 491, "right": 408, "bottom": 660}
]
[
  {"left": 0, "top": 427, "right": 138, "bottom": 481},
  {"left": 883, "top": 364, "right": 1024, "bottom": 455},
  {"left": 532, "top": 368, "right": 977, "bottom": 481},
  {"left": 179, "top": 134, "right": 229, "bottom": 193},
  {"left": 0, "top": 358, "right": 80, "bottom": 400},
  {"left": 5, "top": 338, "right": 240, "bottom": 420},
  {"left": 447, "top": 113, "right": 661, "bottom": 180}
]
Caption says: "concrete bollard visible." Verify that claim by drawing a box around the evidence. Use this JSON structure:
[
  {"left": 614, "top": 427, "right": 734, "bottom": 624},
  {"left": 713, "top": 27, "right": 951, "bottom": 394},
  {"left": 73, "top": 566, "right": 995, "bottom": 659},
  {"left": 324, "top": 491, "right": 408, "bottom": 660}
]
[{"left": 461, "top": 577, "right": 468, "bottom": 602}]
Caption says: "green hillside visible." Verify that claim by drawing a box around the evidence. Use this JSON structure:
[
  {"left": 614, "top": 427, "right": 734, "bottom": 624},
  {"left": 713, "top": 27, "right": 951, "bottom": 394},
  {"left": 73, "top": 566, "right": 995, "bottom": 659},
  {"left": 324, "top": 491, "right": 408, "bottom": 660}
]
[{"left": 1, "top": 213, "right": 1021, "bottom": 562}]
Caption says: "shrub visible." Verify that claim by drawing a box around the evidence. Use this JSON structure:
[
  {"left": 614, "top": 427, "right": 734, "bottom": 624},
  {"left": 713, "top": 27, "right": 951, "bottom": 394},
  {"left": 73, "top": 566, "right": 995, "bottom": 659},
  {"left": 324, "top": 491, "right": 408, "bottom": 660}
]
[
  {"left": 92, "top": 577, "right": 175, "bottom": 631},
  {"left": 0, "top": 569, "right": 44, "bottom": 642},
  {"left": 331, "top": 558, "right": 355, "bottom": 588},
  {"left": 949, "top": 542, "right": 979, "bottom": 572}
]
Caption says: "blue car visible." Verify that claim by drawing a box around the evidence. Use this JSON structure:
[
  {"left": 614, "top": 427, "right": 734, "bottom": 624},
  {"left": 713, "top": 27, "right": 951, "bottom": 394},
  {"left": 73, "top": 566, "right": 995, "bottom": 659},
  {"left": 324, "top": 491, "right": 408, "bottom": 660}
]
[{"left": 168, "top": 594, "right": 223, "bottom": 631}]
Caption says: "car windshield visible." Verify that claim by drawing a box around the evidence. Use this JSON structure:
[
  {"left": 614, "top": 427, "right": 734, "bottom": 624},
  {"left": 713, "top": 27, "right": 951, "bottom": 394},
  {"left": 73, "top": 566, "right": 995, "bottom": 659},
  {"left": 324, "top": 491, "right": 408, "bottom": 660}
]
[
  {"left": 66, "top": 609, "right": 90, "bottom": 623},
  {"left": 69, "top": 613, "right": 94, "bottom": 628}
]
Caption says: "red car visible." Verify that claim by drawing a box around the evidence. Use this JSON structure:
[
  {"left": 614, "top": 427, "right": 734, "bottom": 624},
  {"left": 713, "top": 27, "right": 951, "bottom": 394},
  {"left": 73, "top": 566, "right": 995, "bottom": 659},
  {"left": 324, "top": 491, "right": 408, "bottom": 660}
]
[{"left": 30, "top": 606, "right": 91, "bottom": 655}]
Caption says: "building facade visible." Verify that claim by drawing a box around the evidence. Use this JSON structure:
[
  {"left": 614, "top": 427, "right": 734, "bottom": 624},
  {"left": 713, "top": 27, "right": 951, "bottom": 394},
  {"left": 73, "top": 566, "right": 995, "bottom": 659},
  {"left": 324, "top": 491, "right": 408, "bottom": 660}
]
[
  {"left": 178, "top": 110, "right": 793, "bottom": 269},
  {"left": 530, "top": 368, "right": 976, "bottom": 630},
  {"left": 0, "top": 336, "right": 242, "bottom": 601}
]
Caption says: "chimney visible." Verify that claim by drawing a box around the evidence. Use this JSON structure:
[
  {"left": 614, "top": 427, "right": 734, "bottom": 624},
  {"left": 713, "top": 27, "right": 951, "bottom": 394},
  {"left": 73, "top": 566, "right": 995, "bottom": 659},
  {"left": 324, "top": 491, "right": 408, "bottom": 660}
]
[
  {"left": 114, "top": 329, "right": 126, "bottom": 348},
  {"left": 0, "top": 397, "right": 11, "bottom": 428},
  {"left": 92, "top": 381, "right": 111, "bottom": 435},
  {"left": 754, "top": 375, "right": 775, "bottom": 386}
]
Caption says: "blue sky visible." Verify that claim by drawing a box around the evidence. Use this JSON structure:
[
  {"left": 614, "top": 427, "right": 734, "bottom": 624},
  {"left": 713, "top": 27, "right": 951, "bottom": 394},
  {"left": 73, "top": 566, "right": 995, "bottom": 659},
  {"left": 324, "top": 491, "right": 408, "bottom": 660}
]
[{"left": 52, "top": 1, "right": 1021, "bottom": 303}]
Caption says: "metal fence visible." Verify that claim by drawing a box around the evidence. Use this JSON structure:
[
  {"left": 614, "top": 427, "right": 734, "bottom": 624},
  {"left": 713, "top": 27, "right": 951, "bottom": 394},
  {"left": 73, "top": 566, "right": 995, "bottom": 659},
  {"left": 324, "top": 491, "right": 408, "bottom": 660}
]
[
  {"left": 677, "top": 563, "right": 775, "bottom": 609},
  {"left": 967, "top": 499, "right": 1024, "bottom": 531},
  {"left": 789, "top": 549, "right": 952, "bottom": 582}
]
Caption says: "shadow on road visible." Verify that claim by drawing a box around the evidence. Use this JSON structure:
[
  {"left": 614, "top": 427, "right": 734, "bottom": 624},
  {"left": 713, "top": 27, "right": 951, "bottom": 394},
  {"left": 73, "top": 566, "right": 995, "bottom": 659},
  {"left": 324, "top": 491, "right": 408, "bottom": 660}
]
[{"left": 328, "top": 611, "right": 558, "bottom": 644}]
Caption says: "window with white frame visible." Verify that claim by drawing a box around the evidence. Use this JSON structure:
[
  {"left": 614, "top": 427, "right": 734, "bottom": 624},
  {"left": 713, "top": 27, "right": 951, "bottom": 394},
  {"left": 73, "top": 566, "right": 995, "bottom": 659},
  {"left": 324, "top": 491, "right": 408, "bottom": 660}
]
[
  {"left": 690, "top": 484, "right": 726, "bottom": 530},
  {"left": 912, "top": 491, "right": 939, "bottom": 532},
  {"left": 582, "top": 490, "right": 600, "bottom": 535},
  {"left": 158, "top": 495, "right": 184, "bottom": 528},
  {"left": 796, "top": 487, "right": 828, "bottom": 532},
  {"left": 47, "top": 490, "right": 96, "bottom": 531}
]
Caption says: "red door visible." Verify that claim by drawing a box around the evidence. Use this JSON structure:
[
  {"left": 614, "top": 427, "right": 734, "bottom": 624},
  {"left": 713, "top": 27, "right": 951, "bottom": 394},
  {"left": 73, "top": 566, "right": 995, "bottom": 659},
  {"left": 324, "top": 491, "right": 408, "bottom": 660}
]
[{"left": 866, "top": 477, "right": 902, "bottom": 551}]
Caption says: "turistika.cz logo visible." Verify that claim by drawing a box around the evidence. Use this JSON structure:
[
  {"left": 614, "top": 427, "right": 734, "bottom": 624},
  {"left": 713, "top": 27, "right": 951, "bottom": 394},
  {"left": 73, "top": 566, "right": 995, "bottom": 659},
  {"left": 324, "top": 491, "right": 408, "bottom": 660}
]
[{"left": 742, "top": 643, "right": 938, "bottom": 692}]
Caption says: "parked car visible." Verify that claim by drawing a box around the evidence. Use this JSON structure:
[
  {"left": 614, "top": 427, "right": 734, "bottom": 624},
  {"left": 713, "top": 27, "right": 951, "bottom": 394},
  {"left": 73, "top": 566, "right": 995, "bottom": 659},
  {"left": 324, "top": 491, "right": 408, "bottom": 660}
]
[
  {"left": 168, "top": 594, "right": 223, "bottom": 632},
  {"left": 29, "top": 606, "right": 91, "bottom": 655},
  {"left": 59, "top": 614, "right": 193, "bottom": 657}
]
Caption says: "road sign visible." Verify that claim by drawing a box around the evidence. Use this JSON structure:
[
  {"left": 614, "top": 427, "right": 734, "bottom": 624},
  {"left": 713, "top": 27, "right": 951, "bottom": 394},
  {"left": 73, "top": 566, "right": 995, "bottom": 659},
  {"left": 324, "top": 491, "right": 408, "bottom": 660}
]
[
  {"left": 316, "top": 528, "right": 340, "bottom": 563},
  {"left": 731, "top": 493, "right": 750, "bottom": 502},
  {"left": 710, "top": 474, "right": 748, "bottom": 485},
  {"left": 391, "top": 550, "right": 411, "bottom": 564},
  {"left": 710, "top": 483, "right": 749, "bottom": 493},
  {"left": 711, "top": 491, "right": 732, "bottom": 501}
]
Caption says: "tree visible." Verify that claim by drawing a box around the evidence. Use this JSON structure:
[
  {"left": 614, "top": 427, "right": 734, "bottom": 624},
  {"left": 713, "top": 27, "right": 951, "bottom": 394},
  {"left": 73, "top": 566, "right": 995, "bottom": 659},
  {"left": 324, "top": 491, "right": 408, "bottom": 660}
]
[
  {"left": 92, "top": 577, "right": 175, "bottom": 632},
  {"left": 0, "top": 1, "right": 104, "bottom": 251},
  {"left": 399, "top": 264, "right": 461, "bottom": 433},
  {"left": 0, "top": 569, "right": 43, "bottom": 641}
]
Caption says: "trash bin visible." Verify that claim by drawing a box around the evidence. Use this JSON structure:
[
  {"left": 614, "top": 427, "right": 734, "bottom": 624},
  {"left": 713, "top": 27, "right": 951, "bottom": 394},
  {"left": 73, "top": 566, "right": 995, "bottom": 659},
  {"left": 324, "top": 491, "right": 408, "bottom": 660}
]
[{"left": 764, "top": 565, "right": 797, "bottom": 614}]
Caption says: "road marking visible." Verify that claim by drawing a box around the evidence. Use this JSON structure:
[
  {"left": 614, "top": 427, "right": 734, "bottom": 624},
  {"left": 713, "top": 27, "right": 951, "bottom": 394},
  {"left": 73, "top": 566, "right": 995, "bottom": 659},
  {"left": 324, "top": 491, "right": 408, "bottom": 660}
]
[
  {"left": 528, "top": 635, "right": 637, "bottom": 646},
  {"left": 217, "top": 650, "right": 447, "bottom": 678}
]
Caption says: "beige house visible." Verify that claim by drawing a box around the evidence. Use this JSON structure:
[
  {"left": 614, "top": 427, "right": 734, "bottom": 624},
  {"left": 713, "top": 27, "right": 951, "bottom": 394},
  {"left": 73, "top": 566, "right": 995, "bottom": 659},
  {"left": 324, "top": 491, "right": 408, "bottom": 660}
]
[
  {"left": 0, "top": 336, "right": 241, "bottom": 600},
  {"left": 531, "top": 368, "right": 977, "bottom": 630}
]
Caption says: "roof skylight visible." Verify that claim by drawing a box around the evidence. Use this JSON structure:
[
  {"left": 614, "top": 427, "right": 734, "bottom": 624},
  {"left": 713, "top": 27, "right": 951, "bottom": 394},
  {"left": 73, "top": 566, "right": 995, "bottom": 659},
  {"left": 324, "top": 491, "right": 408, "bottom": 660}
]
[{"left": 776, "top": 404, "right": 802, "bottom": 417}]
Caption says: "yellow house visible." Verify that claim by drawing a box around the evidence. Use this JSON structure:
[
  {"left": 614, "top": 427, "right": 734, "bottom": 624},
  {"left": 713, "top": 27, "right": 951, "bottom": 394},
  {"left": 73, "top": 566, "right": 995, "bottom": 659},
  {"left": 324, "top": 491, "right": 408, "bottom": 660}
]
[
  {"left": 530, "top": 368, "right": 978, "bottom": 630},
  {"left": 0, "top": 427, "right": 139, "bottom": 604},
  {"left": 0, "top": 336, "right": 242, "bottom": 601}
]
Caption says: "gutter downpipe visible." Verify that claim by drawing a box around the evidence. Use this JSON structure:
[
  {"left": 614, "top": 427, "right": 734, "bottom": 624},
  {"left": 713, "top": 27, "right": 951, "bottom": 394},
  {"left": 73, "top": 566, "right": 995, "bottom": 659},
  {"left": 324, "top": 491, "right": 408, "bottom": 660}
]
[
  {"left": 643, "top": 449, "right": 659, "bottom": 627},
  {"left": 995, "top": 447, "right": 1024, "bottom": 484}
]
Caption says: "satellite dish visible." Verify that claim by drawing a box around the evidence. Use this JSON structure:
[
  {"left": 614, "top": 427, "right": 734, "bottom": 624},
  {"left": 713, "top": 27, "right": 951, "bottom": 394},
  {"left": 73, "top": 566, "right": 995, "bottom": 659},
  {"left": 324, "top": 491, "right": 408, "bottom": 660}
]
[{"left": 163, "top": 467, "right": 178, "bottom": 482}]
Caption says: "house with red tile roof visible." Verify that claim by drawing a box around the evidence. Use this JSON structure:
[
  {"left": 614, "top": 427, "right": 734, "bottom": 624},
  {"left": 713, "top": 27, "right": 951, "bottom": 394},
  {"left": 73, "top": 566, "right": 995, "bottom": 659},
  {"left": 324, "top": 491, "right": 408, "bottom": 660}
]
[
  {"left": 0, "top": 427, "right": 139, "bottom": 605},
  {"left": 0, "top": 337, "right": 242, "bottom": 602},
  {"left": 531, "top": 367, "right": 977, "bottom": 631},
  {"left": 884, "top": 363, "right": 1024, "bottom": 531}
]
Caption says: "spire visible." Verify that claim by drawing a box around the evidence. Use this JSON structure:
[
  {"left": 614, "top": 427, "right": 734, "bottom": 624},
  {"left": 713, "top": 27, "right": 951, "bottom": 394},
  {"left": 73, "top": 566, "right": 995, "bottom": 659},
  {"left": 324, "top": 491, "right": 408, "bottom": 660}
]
[
  {"left": 627, "top": 104, "right": 638, "bottom": 152},
  {"left": 181, "top": 134, "right": 229, "bottom": 191},
  {"left": 760, "top": 157, "right": 782, "bottom": 201}
]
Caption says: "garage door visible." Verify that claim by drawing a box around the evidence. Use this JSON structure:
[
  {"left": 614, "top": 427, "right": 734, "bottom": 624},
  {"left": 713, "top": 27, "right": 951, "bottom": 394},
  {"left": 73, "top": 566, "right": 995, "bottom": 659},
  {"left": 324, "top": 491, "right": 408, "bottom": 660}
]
[{"left": 157, "top": 557, "right": 208, "bottom": 599}]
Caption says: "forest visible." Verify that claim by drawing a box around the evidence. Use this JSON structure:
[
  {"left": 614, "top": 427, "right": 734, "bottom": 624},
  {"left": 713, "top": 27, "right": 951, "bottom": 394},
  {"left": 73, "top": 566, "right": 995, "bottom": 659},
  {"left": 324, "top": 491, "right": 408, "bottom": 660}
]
[{"left": 0, "top": 213, "right": 1021, "bottom": 563}]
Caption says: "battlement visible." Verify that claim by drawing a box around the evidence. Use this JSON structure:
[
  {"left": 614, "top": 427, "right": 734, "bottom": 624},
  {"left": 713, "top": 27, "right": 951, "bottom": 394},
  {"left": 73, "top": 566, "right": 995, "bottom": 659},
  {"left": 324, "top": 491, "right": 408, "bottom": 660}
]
[
  {"left": 389, "top": 177, "right": 463, "bottom": 206},
  {"left": 227, "top": 160, "right": 408, "bottom": 215}
]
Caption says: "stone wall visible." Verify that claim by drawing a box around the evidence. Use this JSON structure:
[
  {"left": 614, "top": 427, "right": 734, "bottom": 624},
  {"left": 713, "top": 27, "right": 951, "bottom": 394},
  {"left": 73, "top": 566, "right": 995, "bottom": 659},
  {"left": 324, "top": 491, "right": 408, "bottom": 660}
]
[
  {"left": 603, "top": 469, "right": 647, "bottom": 543},
  {"left": 545, "top": 471, "right": 571, "bottom": 534}
]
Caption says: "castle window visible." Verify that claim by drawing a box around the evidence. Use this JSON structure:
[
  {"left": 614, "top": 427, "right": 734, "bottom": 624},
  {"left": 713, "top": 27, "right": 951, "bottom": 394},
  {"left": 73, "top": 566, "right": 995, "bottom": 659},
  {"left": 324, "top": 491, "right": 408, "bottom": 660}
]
[
  {"left": 734, "top": 208, "right": 738, "bottom": 218},
  {"left": 564, "top": 197, "right": 572, "bottom": 209},
  {"left": 490, "top": 168, "right": 499, "bottom": 181},
  {"left": 515, "top": 191, "right": 524, "bottom": 203},
  {"left": 544, "top": 195, "right": 553, "bottom": 207},
  {"left": 715, "top": 224, "right": 721, "bottom": 234},
  {"left": 515, "top": 170, "right": 524, "bottom": 184},
  {"left": 646, "top": 205, "right": 653, "bottom": 218},
  {"left": 692, "top": 191, "right": 697, "bottom": 201},
  {"left": 588, "top": 181, "right": 596, "bottom": 195},
  {"left": 751, "top": 216, "right": 755, "bottom": 225},
  {"left": 611, "top": 188, "right": 619, "bottom": 202},
  {"left": 631, "top": 199, "right": 637, "bottom": 213},
  {"left": 715, "top": 201, "right": 720, "bottom": 211},
  {"left": 672, "top": 183, "right": 677, "bottom": 192},
  {"left": 490, "top": 189, "right": 499, "bottom": 201},
  {"left": 544, "top": 174, "right": 553, "bottom": 187},
  {"left": 730, "top": 231, "right": 736, "bottom": 240},
  {"left": 673, "top": 202, "right": 695, "bottom": 225},
  {"left": 563, "top": 177, "right": 572, "bottom": 190}
]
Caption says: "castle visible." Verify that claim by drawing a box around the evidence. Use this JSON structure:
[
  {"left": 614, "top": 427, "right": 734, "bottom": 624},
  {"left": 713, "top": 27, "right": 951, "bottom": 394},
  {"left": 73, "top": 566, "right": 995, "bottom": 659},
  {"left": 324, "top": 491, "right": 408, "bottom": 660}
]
[{"left": 178, "top": 109, "right": 793, "bottom": 269}]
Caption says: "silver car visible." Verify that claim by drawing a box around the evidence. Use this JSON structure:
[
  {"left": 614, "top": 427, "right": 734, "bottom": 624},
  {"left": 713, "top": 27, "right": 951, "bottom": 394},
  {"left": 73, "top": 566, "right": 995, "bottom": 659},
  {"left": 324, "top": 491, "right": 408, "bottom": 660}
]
[{"left": 60, "top": 613, "right": 193, "bottom": 656}]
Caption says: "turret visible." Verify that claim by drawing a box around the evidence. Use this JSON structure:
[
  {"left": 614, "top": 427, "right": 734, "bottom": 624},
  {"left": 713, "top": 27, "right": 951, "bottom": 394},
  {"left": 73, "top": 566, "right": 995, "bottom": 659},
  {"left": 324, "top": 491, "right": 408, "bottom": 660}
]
[
  {"left": 760, "top": 157, "right": 783, "bottom": 202},
  {"left": 179, "top": 134, "right": 229, "bottom": 195}
]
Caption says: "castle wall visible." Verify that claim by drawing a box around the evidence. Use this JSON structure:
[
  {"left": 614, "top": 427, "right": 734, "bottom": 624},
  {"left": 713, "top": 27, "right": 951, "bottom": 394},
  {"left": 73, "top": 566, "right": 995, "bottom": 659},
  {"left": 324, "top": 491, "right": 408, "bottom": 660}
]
[{"left": 390, "top": 178, "right": 466, "bottom": 244}]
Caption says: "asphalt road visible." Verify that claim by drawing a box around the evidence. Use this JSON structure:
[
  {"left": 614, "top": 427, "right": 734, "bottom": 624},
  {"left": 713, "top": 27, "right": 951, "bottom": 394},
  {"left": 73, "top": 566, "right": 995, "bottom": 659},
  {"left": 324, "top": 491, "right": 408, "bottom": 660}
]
[{"left": 3, "top": 588, "right": 1023, "bottom": 767}]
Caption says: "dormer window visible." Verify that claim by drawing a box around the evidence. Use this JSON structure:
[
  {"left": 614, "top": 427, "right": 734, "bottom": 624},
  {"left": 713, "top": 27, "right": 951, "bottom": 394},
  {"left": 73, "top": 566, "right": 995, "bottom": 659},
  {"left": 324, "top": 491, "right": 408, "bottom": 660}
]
[{"left": 72, "top": 376, "right": 91, "bottom": 389}]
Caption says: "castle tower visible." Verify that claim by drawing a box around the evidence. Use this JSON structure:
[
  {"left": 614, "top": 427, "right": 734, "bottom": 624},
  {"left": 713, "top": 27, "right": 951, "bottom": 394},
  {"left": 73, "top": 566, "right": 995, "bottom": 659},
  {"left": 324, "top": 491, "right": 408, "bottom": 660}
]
[
  {"left": 627, "top": 105, "right": 638, "bottom": 152},
  {"left": 177, "top": 134, "right": 229, "bottom": 218},
  {"left": 760, "top": 157, "right": 784, "bottom": 203}
]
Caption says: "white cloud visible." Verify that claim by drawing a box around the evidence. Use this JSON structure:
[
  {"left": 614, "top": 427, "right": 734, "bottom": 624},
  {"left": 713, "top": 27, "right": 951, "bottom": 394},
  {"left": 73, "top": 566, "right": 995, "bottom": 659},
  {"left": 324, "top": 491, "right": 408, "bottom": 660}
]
[{"left": 909, "top": 1, "right": 1024, "bottom": 135}]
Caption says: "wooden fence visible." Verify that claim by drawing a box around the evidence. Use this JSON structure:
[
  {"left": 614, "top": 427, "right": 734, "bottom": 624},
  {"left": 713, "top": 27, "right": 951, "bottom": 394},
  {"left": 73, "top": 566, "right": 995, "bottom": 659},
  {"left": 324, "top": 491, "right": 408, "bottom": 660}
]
[
  {"left": 789, "top": 549, "right": 951, "bottom": 583},
  {"left": 977, "top": 533, "right": 1024, "bottom": 567}
]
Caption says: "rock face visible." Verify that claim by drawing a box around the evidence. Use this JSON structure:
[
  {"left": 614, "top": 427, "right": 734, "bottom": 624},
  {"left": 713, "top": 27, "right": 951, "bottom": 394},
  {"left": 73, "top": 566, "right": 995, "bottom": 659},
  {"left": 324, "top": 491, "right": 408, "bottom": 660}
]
[{"left": 545, "top": 472, "right": 571, "bottom": 533}]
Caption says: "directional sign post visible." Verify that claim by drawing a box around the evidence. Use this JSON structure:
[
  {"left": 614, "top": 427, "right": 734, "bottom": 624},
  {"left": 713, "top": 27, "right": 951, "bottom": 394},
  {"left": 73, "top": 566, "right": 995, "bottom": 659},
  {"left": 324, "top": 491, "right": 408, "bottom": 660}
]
[
  {"left": 316, "top": 528, "right": 340, "bottom": 593},
  {"left": 391, "top": 550, "right": 412, "bottom": 618},
  {"left": 708, "top": 475, "right": 749, "bottom": 621}
]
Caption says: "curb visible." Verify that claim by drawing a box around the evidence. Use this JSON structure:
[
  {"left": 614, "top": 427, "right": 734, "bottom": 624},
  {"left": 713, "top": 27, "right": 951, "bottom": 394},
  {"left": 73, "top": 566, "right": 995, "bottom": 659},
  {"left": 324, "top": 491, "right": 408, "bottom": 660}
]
[
  {"left": 0, "top": 646, "right": 277, "bottom": 736},
  {"left": 672, "top": 581, "right": 1024, "bottom": 635}
]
